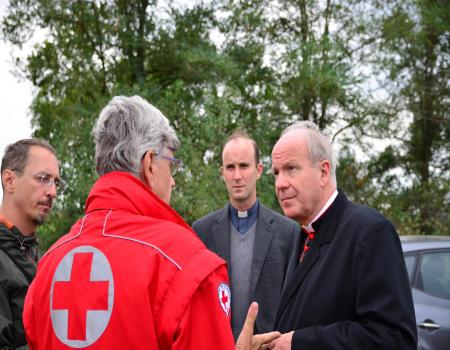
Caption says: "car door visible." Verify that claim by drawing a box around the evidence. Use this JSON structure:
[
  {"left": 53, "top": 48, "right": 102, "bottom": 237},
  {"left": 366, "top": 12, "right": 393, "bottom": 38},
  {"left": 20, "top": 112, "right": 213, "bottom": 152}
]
[{"left": 409, "top": 250, "right": 450, "bottom": 350}]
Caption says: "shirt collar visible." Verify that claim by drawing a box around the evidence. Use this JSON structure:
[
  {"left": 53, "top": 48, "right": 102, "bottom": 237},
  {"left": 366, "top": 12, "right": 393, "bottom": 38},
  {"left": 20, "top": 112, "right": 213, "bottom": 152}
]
[
  {"left": 230, "top": 200, "right": 259, "bottom": 234},
  {"left": 303, "top": 190, "right": 338, "bottom": 232},
  {"left": 229, "top": 200, "right": 259, "bottom": 219}
]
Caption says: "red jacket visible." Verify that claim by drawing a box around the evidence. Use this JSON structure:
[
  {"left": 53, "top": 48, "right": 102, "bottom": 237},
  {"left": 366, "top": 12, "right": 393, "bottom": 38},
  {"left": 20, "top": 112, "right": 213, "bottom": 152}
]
[{"left": 24, "top": 172, "right": 235, "bottom": 349}]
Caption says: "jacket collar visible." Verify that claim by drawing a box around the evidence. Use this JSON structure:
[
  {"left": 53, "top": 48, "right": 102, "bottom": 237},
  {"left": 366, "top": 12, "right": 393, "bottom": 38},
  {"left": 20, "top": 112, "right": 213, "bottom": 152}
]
[
  {"left": 251, "top": 204, "right": 276, "bottom": 295},
  {"left": 210, "top": 204, "right": 232, "bottom": 263},
  {"left": 0, "top": 214, "right": 14, "bottom": 230},
  {"left": 312, "top": 189, "right": 348, "bottom": 245},
  {"left": 85, "top": 172, "right": 191, "bottom": 230},
  {"left": 274, "top": 190, "right": 349, "bottom": 327},
  {"left": 0, "top": 214, "right": 38, "bottom": 248},
  {"left": 209, "top": 202, "right": 276, "bottom": 298}
]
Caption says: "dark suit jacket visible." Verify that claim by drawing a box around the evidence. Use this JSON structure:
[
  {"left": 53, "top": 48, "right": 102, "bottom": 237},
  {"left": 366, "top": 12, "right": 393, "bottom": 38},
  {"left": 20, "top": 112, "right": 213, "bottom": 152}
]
[
  {"left": 192, "top": 202, "right": 299, "bottom": 335},
  {"left": 275, "top": 191, "right": 417, "bottom": 349}
]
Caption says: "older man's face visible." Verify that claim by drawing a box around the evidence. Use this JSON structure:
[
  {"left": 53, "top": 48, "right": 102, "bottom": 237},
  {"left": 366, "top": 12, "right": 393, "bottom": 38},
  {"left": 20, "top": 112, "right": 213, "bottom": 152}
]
[
  {"left": 271, "top": 130, "right": 325, "bottom": 225},
  {"left": 150, "top": 150, "right": 177, "bottom": 204}
]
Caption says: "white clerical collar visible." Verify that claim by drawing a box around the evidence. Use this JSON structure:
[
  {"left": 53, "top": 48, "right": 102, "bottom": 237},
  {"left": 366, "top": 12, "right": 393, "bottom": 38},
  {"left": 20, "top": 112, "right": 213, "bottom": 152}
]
[
  {"left": 238, "top": 210, "right": 248, "bottom": 218},
  {"left": 303, "top": 190, "right": 338, "bottom": 231}
]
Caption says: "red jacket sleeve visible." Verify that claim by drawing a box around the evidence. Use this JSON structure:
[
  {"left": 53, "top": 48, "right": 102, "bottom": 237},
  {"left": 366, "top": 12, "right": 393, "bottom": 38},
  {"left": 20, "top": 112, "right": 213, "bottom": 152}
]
[
  {"left": 173, "top": 264, "right": 235, "bottom": 350},
  {"left": 23, "top": 280, "right": 36, "bottom": 350}
]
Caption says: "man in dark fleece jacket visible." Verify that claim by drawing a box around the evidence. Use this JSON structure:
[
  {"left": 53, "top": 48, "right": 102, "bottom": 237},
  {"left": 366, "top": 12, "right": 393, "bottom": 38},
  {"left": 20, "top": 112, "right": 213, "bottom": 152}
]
[{"left": 0, "top": 138, "right": 63, "bottom": 349}]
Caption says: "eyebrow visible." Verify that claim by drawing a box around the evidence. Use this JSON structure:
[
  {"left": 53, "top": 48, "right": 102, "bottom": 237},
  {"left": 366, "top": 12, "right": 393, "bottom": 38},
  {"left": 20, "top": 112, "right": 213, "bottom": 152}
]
[
  {"left": 225, "top": 161, "right": 250, "bottom": 166},
  {"left": 34, "top": 172, "right": 61, "bottom": 181},
  {"left": 272, "top": 160, "right": 297, "bottom": 170}
]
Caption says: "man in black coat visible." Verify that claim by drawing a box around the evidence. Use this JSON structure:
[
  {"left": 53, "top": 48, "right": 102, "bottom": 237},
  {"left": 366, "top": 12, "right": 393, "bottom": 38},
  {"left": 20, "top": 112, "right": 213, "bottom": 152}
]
[{"left": 268, "top": 121, "right": 417, "bottom": 349}]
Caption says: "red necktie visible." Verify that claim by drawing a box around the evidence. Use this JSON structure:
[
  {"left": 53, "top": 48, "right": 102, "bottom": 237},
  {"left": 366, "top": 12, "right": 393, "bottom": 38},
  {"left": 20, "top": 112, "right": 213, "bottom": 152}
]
[{"left": 299, "top": 226, "right": 316, "bottom": 262}]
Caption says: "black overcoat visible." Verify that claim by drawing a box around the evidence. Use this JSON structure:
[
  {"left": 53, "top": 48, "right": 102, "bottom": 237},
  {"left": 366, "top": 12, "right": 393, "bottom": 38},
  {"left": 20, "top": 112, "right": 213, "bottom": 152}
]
[{"left": 275, "top": 191, "right": 417, "bottom": 349}]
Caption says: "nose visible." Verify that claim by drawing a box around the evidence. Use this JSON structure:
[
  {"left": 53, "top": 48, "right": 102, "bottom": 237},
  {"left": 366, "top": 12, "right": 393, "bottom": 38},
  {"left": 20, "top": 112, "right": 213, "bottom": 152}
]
[
  {"left": 275, "top": 172, "right": 289, "bottom": 192},
  {"left": 46, "top": 182, "right": 58, "bottom": 198},
  {"left": 233, "top": 168, "right": 242, "bottom": 180},
  {"left": 170, "top": 175, "right": 176, "bottom": 188}
]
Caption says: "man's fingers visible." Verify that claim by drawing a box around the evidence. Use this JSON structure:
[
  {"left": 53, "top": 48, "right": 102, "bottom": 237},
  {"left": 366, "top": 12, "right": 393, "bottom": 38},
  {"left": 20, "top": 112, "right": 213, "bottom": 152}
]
[
  {"left": 242, "top": 301, "right": 259, "bottom": 332},
  {"left": 236, "top": 302, "right": 280, "bottom": 350},
  {"left": 253, "top": 332, "right": 281, "bottom": 347},
  {"left": 235, "top": 302, "right": 259, "bottom": 350}
]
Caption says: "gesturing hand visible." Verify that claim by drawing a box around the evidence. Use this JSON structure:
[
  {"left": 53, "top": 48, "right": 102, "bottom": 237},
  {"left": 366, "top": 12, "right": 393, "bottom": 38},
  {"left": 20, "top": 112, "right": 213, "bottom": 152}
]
[{"left": 236, "top": 302, "right": 281, "bottom": 350}]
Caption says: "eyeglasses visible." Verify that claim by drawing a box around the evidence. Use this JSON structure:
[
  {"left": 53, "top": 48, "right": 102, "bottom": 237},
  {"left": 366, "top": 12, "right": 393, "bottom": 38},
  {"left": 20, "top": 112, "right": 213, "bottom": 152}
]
[
  {"left": 154, "top": 153, "right": 183, "bottom": 176},
  {"left": 13, "top": 170, "right": 67, "bottom": 195}
]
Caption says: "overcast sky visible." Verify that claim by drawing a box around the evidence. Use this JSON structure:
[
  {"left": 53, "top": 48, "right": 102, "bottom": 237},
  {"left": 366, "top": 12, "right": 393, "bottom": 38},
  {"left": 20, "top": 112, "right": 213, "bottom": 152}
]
[{"left": 0, "top": 0, "right": 33, "bottom": 198}]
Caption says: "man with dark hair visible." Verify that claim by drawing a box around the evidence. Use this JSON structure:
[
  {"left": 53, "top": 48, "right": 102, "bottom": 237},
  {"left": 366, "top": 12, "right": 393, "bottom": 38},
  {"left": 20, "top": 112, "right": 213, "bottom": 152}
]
[
  {"left": 23, "top": 96, "right": 279, "bottom": 350},
  {"left": 0, "top": 138, "right": 63, "bottom": 349},
  {"left": 193, "top": 131, "right": 299, "bottom": 340},
  {"left": 268, "top": 121, "right": 417, "bottom": 349}
]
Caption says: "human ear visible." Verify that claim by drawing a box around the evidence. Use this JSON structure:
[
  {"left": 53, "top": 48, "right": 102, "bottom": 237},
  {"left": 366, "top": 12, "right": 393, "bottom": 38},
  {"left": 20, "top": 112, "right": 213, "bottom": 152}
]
[
  {"left": 320, "top": 160, "right": 331, "bottom": 185},
  {"left": 1, "top": 170, "right": 16, "bottom": 193},
  {"left": 141, "top": 151, "right": 155, "bottom": 189},
  {"left": 256, "top": 162, "right": 263, "bottom": 179}
]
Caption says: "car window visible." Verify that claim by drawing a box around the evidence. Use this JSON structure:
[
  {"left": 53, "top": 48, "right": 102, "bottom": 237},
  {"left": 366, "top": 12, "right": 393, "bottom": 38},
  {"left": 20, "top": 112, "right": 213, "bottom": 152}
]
[
  {"left": 419, "top": 251, "right": 450, "bottom": 300},
  {"left": 404, "top": 254, "right": 417, "bottom": 285}
]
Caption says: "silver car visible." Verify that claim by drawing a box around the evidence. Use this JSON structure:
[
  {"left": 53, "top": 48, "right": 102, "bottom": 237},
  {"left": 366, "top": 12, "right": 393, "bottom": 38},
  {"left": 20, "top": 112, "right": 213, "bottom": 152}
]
[{"left": 401, "top": 236, "right": 450, "bottom": 350}]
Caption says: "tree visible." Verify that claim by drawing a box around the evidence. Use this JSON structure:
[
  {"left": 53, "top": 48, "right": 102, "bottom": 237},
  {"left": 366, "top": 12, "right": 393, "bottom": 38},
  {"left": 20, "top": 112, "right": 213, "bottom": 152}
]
[
  {"left": 2, "top": 0, "right": 448, "bottom": 248},
  {"left": 2, "top": 0, "right": 238, "bottom": 249},
  {"left": 216, "top": 0, "right": 396, "bottom": 211},
  {"left": 373, "top": 0, "right": 450, "bottom": 234}
]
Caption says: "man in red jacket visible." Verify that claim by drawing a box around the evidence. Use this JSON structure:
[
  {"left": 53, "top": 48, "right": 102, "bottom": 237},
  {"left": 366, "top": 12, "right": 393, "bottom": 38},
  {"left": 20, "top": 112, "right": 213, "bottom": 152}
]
[{"left": 23, "top": 96, "right": 278, "bottom": 349}]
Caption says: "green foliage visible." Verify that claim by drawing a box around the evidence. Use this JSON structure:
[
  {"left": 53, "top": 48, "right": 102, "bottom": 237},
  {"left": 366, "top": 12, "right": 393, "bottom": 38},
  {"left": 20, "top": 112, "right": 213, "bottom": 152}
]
[
  {"left": 1, "top": 0, "right": 449, "bottom": 250},
  {"left": 373, "top": 0, "right": 450, "bottom": 230}
]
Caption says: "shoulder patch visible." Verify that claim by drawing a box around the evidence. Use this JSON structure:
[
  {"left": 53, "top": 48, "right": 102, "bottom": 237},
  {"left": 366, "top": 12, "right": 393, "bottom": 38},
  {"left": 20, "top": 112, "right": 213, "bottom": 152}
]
[{"left": 218, "top": 282, "right": 231, "bottom": 317}]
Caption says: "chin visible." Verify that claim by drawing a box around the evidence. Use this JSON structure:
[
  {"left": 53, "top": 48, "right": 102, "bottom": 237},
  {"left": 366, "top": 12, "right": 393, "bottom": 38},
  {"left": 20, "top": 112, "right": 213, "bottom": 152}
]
[
  {"left": 233, "top": 192, "right": 248, "bottom": 200},
  {"left": 283, "top": 207, "right": 300, "bottom": 221},
  {"left": 281, "top": 207, "right": 293, "bottom": 217},
  {"left": 33, "top": 215, "right": 46, "bottom": 226}
]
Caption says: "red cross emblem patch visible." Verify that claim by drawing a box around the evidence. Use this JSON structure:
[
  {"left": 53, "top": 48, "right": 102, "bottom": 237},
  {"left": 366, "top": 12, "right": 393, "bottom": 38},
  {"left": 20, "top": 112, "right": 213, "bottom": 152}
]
[
  {"left": 218, "top": 282, "right": 231, "bottom": 317},
  {"left": 50, "top": 246, "right": 114, "bottom": 348}
]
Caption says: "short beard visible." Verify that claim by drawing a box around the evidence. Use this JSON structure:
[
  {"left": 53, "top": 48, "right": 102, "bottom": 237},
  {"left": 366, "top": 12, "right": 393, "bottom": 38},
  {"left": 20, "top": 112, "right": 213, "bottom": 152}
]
[
  {"left": 33, "top": 214, "right": 46, "bottom": 226},
  {"left": 34, "top": 199, "right": 53, "bottom": 226}
]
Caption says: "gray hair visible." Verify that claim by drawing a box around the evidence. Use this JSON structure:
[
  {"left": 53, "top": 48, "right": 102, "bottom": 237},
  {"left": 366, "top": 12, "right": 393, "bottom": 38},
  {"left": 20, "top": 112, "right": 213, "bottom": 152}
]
[
  {"left": 282, "top": 121, "right": 339, "bottom": 182},
  {"left": 93, "top": 95, "right": 180, "bottom": 176}
]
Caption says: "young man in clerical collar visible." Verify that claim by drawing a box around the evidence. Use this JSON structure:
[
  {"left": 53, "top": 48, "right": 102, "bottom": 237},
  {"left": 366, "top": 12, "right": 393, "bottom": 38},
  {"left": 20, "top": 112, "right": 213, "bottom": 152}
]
[{"left": 193, "top": 131, "right": 299, "bottom": 340}]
